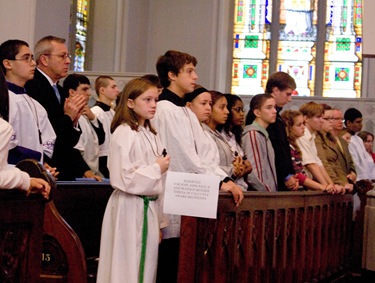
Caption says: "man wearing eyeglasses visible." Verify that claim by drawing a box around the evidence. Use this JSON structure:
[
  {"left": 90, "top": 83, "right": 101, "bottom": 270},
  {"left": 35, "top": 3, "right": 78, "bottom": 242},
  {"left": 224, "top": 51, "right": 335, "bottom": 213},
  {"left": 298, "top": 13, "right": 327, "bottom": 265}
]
[
  {"left": 25, "top": 35, "right": 87, "bottom": 180},
  {"left": 0, "top": 39, "right": 57, "bottom": 175}
]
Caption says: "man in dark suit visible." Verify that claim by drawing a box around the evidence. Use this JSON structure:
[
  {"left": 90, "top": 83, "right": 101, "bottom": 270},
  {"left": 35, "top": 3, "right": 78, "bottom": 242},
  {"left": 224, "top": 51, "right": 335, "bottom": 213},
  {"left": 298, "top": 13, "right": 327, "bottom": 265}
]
[{"left": 25, "top": 35, "right": 88, "bottom": 180}]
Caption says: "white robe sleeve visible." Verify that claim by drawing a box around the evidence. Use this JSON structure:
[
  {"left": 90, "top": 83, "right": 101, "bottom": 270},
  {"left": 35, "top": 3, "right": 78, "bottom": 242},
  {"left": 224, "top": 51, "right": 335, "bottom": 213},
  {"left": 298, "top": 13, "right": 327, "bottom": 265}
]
[
  {"left": 153, "top": 102, "right": 217, "bottom": 175},
  {"left": 0, "top": 119, "right": 30, "bottom": 191}
]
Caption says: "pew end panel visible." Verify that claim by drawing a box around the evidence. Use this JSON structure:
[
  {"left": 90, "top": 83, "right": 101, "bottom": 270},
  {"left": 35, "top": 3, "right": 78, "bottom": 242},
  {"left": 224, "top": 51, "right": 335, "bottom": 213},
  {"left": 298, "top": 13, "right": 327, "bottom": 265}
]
[{"left": 0, "top": 190, "right": 46, "bottom": 283}]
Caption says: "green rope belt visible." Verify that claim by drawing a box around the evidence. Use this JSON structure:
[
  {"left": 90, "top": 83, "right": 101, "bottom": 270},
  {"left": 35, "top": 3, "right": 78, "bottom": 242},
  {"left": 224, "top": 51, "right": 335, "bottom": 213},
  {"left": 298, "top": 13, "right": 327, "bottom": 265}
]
[{"left": 138, "top": 195, "right": 158, "bottom": 283}]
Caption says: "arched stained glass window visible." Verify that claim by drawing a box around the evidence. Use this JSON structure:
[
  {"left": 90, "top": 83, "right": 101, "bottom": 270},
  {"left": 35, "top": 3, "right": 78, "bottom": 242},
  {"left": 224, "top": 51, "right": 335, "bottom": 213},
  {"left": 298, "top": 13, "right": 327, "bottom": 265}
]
[
  {"left": 74, "top": 0, "right": 90, "bottom": 71},
  {"left": 231, "top": 0, "right": 363, "bottom": 98}
]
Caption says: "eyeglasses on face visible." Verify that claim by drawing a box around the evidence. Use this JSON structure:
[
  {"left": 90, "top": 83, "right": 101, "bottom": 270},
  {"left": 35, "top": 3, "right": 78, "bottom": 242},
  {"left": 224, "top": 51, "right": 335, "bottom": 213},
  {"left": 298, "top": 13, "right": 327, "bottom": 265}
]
[
  {"left": 322, "top": 117, "right": 334, "bottom": 121},
  {"left": 11, "top": 54, "right": 35, "bottom": 63},
  {"left": 43, "top": 53, "right": 72, "bottom": 60},
  {"left": 232, "top": 107, "right": 244, "bottom": 113}
]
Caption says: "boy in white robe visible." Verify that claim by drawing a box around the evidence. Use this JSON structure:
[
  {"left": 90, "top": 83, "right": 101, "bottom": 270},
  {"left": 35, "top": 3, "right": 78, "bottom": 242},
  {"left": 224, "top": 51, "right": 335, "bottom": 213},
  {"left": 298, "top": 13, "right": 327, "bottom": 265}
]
[
  {"left": 152, "top": 50, "right": 243, "bottom": 283},
  {"left": 63, "top": 74, "right": 105, "bottom": 180},
  {"left": 91, "top": 76, "right": 119, "bottom": 178},
  {"left": 0, "top": 39, "right": 56, "bottom": 168}
]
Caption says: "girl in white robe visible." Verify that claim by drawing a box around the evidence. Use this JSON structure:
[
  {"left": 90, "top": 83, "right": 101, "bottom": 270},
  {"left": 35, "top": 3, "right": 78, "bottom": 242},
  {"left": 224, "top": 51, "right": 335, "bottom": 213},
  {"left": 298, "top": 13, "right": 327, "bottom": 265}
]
[{"left": 97, "top": 78, "right": 170, "bottom": 283}]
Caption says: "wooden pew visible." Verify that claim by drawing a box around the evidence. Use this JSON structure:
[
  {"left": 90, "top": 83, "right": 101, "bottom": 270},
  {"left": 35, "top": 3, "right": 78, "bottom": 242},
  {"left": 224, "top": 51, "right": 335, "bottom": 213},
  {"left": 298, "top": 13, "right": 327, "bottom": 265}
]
[
  {"left": 52, "top": 181, "right": 114, "bottom": 282},
  {"left": 0, "top": 190, "right": 46, "bottom": 283},
  {"left": 178, "top": 191, "right": 353, "bottom": 283}
]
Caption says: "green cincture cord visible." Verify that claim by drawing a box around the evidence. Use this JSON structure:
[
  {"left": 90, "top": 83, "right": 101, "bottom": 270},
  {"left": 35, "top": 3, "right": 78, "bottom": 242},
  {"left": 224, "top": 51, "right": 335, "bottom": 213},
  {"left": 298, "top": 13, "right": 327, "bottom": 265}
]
[{"left": 138, "top": 195, "right": 158, "bottom": 283}]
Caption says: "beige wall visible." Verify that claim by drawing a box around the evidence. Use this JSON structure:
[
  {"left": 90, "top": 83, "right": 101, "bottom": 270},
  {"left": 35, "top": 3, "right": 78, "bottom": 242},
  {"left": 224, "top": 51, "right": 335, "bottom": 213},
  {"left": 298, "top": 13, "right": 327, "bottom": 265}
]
[
  {"left": 0, "top": 0, "right": 374, "bottom": 96},
  {"left": 363, "top": 0, "right": 375, "bottom": 55}
]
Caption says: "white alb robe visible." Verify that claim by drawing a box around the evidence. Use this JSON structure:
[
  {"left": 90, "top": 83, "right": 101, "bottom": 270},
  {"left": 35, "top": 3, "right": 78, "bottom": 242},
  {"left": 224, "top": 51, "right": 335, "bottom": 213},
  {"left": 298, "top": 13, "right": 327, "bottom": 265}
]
[
  {"left": 0, "top": 119, "right": 30, "bottom": 190},
  {"left": 152, "top": 101, "right": 227, "bottom": 239},
  {"left": 8, "top": 90, "right": 56, "bottom": 161},
  {"left": 97, "top": 124, "right": 167, "bottom": 283},
  {"left": 74, "top": 116, "right": 102, "bottom": 176},
  {"left": 91, "top": 105, "right": 114, "bottom": 157}
]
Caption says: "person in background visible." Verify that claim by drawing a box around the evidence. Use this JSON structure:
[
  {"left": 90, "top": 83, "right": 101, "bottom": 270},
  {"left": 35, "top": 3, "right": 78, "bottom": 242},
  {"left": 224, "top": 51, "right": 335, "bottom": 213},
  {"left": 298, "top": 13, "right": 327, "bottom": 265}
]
[
  {"left": 242, "top": 93, "right": 278, "bottom": 192},
  {"left": 315, "top": 104, "right": 354, "bottom": 193},
  {"left": 203, "top": 91, "right": 251, "bottom": 191},
  {"left": 265, "top": 71, "right": 299, "bottom": 191},
  {"left": 344, "top": 108, "right": 375, "bottom": 181},
  {"left": 297, "top": 102, "right": 344, "bottom": 194},
  {"left": 357, "top": 131, "right": 375, "bottom": 163},
  {"left": 218, "top": 94, "right": 252, "bottom": 189},
  {"left": 184, "top": 85, "right": 238, "bottom": 179},
  {"left": 91, "top": 75, "right": 120, "bottom": 178},
  {"left": 281, "top": 110, "right": 334, "bottom": 192},
  {"left": 25, "top": 35, "right": 86, "bottom": 180},
  {"left": 97, "top": 78, "right": 170, "bottom": 283},
  {"left": 63, "top": 74, "right": 105, "bottom": 181}
]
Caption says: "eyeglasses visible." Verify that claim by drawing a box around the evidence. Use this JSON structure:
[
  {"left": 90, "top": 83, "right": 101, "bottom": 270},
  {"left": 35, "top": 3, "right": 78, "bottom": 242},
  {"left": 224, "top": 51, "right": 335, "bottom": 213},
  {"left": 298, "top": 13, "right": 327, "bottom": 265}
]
[
  {"left": 322, "top": 117, "right": 334, "bottom": 121},
  {"left": 333, "top": 117, "right": 344, "bottom": 121},
  {"left": 44, "top": 53, "right": 71, "bottom": 60},
  {"left": 232, "top": 107, "right": 244, "bottom": 113},
  {"left": 11, "top": 54, "right": 35, "bottom": 63}
]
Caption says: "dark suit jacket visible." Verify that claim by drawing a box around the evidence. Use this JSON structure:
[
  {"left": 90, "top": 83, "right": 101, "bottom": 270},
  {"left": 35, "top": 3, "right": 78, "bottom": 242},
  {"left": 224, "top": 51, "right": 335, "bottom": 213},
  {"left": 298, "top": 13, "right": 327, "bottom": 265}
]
[{"left": 25, "top": 69, "right": 89, "bottom": 180}]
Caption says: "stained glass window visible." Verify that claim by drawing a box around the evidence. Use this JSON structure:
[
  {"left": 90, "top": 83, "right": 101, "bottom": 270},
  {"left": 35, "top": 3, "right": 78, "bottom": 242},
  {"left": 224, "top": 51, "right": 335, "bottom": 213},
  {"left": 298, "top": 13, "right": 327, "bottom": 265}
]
[
  {"left": 231, "top": 0, "right": 363, "bottom": 98},
  {"left": 74, "top": 0, "right": 90, "bottom": 71}
]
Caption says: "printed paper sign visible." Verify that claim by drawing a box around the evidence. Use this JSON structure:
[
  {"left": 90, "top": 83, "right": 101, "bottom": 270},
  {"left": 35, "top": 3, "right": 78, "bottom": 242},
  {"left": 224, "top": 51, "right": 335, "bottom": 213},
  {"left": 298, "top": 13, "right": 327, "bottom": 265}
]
[{"left": 163, "top": 171, "right": 220, "bottom": 219}]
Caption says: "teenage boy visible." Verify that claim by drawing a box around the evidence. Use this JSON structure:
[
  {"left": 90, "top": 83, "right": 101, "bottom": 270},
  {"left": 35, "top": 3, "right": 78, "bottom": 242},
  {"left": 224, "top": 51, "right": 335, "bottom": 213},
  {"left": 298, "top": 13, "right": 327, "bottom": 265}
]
[
  {"left": 265, "top": 71, "right": 299, "bottom": 191},
  {"left": 91, "top": 75, "right": 120, "bottom": 178},
  {"left": 344, "top": 108, "right": 375, "bottom": 180},
  {"left": 297, "top": 102, "right": 343, "bottom": 193},
  {"left": 63, "top": 74, "right": 105, "bottom": 181},
  {"left": 153, "top": 50, "right": 243, "bottom": 283},
  {"left": 0, "top": 39, "right": 56, "bottom": 168}
]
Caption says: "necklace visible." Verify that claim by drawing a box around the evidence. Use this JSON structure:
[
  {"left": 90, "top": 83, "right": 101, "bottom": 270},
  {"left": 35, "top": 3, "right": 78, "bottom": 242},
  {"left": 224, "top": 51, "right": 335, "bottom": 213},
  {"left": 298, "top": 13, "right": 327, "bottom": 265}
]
[
  {"left": 22, "top": 94, "right": 42, "bottom": 144},
  {"left": 139, "top": 127, "right": 163, "bottom": 157}
]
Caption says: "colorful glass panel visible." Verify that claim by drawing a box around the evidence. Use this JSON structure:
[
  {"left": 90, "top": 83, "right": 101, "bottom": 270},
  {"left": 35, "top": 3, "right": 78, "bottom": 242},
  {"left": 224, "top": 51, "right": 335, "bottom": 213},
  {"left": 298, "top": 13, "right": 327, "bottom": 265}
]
[
  {"left": 322, "top": 0, "right": 362, "bottom": 97},
  {"left": 231, "top": 0, "right": 363, "bottom": 98},
  {"left": 75, "top": 0, "right": 89, "bottom": 71},
  {"left": 231, "top": 0, "right": 272, "bottom": 95}
]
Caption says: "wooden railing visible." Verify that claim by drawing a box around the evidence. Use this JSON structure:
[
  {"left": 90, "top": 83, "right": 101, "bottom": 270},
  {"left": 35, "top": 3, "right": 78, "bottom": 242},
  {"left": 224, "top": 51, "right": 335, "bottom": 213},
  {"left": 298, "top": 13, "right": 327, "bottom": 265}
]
[
  {"left": 0, "top": 185, "right": 357, "bottom": 283},
  {"left": 179, "top": 191, "right": 353, "bottom": 283}
]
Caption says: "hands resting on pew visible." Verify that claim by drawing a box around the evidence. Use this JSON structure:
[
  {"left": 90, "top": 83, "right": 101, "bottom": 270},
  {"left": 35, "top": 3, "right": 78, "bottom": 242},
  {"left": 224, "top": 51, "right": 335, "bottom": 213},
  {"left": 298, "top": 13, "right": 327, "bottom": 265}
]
[{"left": 27, "top": 177, "right": 51, "bottom": 200}]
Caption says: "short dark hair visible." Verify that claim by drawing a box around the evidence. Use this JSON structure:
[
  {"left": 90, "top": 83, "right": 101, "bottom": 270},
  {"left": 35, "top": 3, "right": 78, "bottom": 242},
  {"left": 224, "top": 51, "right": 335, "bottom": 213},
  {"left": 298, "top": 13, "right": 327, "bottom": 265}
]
[
  {"left": 95, "top": 75, "right": 114, "bottom": 96},
  {"left": 246, "top": 93, "right": 274, "bottom": 125},
  {"left": 265, "top": 71, "right": 296, "bottom": 94},
  {"left": 141, "top": 74, "right": 162, "bottom": 89},
  {"left": 0, "top": 39, "right": 29, "bottom": 73},
  {"left": 156, "top": 50, "right": 197, "bottom": 88},
  {"left": 63, "top": 73, "right": 90, "bottom": 94},
  {"left": 344, "top": 108, "right": 362, "bottom": 126}
]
